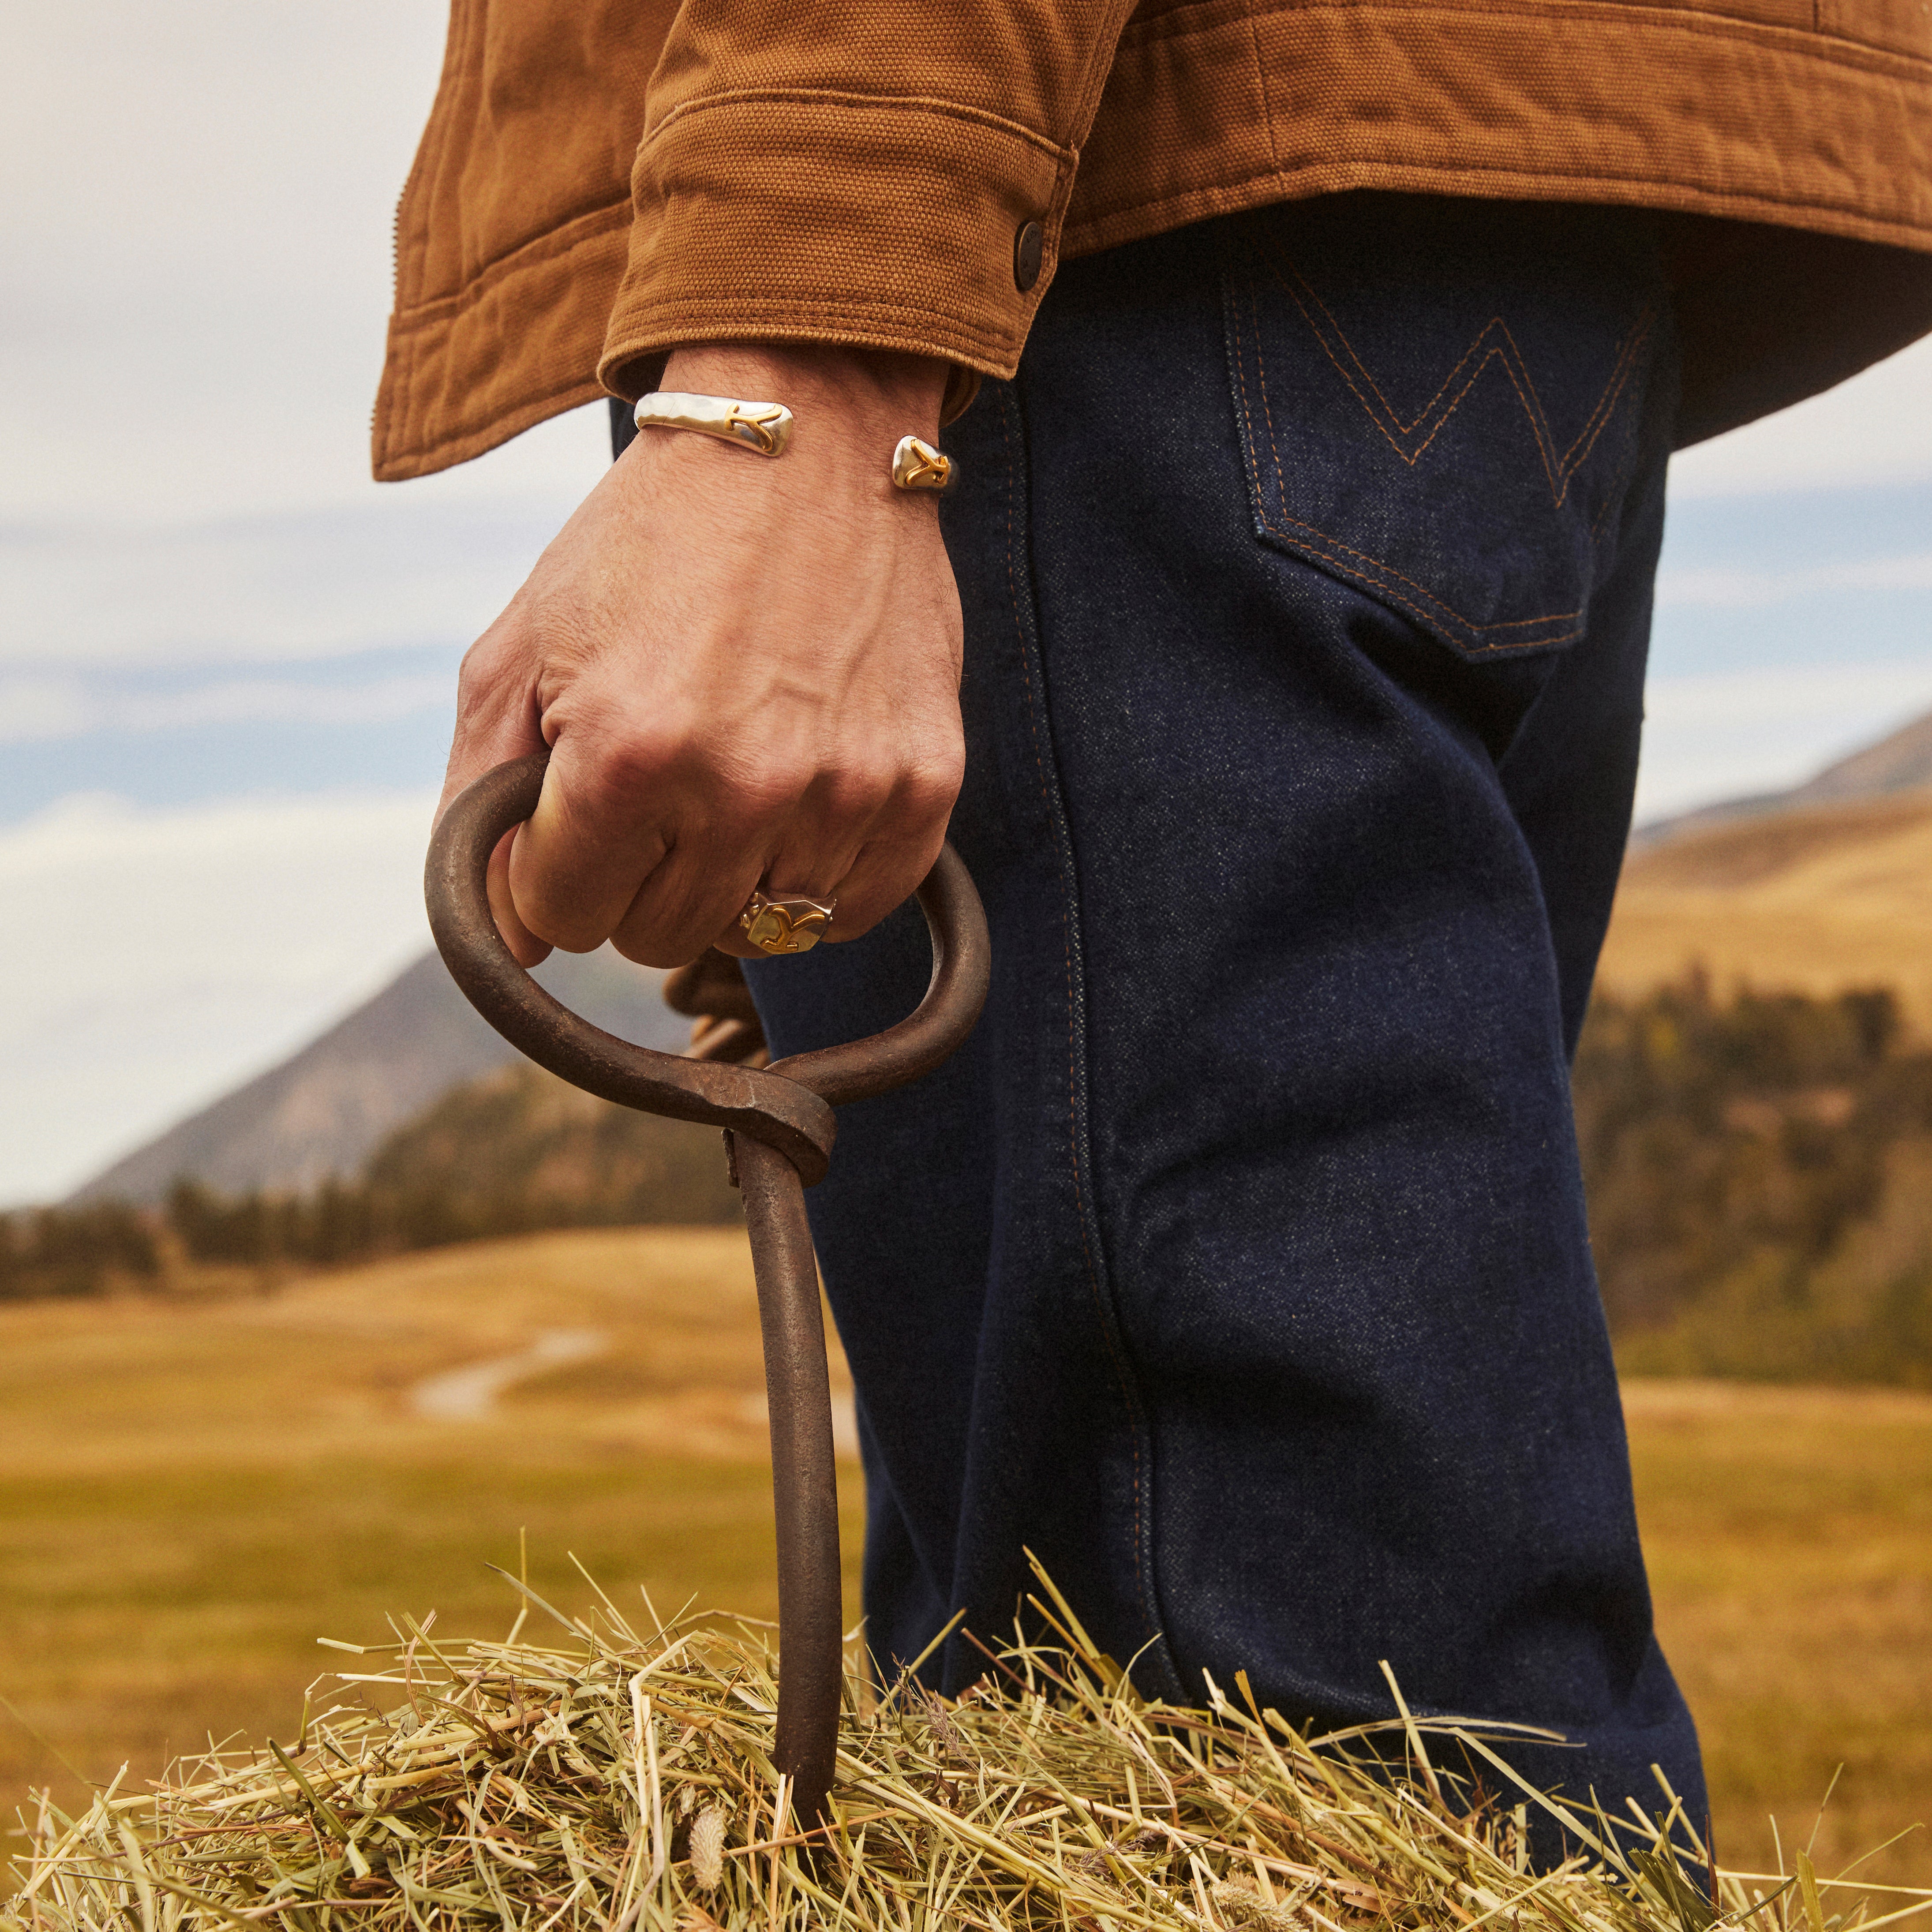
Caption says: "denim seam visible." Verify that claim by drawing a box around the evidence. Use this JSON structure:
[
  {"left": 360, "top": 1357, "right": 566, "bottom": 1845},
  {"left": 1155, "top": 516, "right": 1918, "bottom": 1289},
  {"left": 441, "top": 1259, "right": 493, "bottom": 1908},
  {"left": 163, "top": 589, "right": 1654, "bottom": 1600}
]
[
  {"left": 1561, "top": 311, "right": 1654, "bottom": 479},
  {"left": 996, "top": 385, "right": 1177, "bottom": 1692},
  {"left": 1229, "top": 260, "right": 1656, "bottom": 655},
  {"left": 1588, "top": 419, "right": 1642, "bottom": 549}
]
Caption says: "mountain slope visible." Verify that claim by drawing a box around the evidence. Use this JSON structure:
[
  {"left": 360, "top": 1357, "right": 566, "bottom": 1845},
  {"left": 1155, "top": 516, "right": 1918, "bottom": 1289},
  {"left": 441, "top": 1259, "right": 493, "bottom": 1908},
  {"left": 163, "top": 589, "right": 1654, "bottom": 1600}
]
[
  {"left": 359, "top": 1060, "right": 740, "bottom": 1235},
  {"left": 1634, "top": 707, "right": 1932, "bottom": 847},
  {"left": 1601, "top": 704, "right": 1932, "bottom": 1028},
  {"left": 71, "top": 948, "right": 686, "bottom": 1204},
  {"left": 1599, "top": 787, "right": 1932, "bottom": 1030}
]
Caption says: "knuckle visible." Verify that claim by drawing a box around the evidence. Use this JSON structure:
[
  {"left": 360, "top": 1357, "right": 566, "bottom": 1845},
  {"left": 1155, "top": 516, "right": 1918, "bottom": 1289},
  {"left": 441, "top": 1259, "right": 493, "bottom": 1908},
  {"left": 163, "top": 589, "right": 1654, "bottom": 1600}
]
[
  {"left": 566, "top": 718, "right": 692, "bottom": 823},
  {"left": 454, "top": 637, "right": 518, "bottom": 720},
  {"left": 825, "top": 759, "right": 898, "bottom": 823},
  {"left": 730, "top": 758, "right": 817, "bottom": 828},
  {"left": 515, "top": 595, "right": 596, "bottom": 668},
  {"left": 900, "top": 750, "right": 965, "bottom": 819},
  {"left": 591, "top": 728, "right": 674, "bottom": 797}
]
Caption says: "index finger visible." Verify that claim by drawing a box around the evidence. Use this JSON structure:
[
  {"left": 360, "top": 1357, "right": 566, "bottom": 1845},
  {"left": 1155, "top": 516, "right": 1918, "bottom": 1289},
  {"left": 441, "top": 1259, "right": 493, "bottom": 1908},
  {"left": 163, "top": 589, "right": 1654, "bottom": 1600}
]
[{"left": 506, "top": 733, "right": 677, "bottom": 954}]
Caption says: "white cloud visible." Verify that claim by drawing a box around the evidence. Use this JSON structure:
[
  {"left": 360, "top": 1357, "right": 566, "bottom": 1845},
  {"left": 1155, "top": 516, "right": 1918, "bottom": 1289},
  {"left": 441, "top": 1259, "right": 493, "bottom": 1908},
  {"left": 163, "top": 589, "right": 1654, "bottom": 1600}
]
[
  {"left": 1657, "top": 552, "right": 1932, "bottom": 609},
  {"left": 0, "top": 788, "right": 439, "bottom": 1206},
  {"left": 1635, "top": 661, "right": 1932, "bottom": 821},
  {"left": 1, "top": 0, "right": 607, "bottom": 524},
  {"left": 0, "top": 674, "right": 451, "bottom": 743},
  {"left": 1668, "top": 334, "right": 1932, "bottom": 499},
  {"left": 0, "top": 504, "right": 568, "bottom": 669}
]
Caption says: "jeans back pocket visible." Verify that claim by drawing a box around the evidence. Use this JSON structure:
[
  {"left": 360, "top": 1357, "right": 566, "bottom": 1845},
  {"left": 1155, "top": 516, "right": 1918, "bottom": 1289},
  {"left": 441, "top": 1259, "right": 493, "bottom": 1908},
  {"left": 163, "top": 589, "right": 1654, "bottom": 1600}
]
[{"left": 1223, "top": 195, "right": 1674, "bottom": 663}]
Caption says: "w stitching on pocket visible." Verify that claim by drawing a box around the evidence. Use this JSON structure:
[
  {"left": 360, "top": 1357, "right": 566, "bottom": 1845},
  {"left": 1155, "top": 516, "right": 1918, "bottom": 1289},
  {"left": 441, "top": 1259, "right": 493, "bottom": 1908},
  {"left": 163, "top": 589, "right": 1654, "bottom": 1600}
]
[
  {"left": 1275, "top": 258, "right": 1655, "bottom": 511},
  {"left": 1238, "top": 285, "right": 1574, "bottom": 650},
  {"left": 1232, "top": 262, "right": 1655, "bottom": 655}
]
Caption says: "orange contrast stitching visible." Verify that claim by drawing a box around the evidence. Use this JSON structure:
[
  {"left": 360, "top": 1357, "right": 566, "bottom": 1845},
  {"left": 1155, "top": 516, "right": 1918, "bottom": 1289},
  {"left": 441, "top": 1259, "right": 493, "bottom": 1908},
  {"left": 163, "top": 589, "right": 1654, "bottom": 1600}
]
[
  {"left": 1560, "top": 314, "right": 1651, "bottom": 473},
  {"left": 1232, "top": 258, "right": 1651, "bottom": 650},
  {"left": 1243, "top": 284, "right": 1569, "bottom": 635},
  {"left": 1276, "top": 258, "right": 1656, "bottom": 512}
]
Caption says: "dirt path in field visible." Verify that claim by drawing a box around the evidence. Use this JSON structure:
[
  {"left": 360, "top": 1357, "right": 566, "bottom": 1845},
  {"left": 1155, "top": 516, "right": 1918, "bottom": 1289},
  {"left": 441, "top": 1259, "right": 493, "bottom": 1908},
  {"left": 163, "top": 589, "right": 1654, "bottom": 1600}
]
[{"left": 409, "top": 1329, "right": 608, "bottom": 1419}]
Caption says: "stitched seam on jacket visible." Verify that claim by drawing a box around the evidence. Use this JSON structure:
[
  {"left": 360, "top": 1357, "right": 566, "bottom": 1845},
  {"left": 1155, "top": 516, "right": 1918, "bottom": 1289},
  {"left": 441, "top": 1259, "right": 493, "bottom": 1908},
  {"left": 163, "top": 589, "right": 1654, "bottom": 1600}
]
[
  {"left": 1066, "top": 0, "right": 1932, "bottom": 245},
  {"left": 605, "top": 299, "right": 1025, "bottom": 361},
  {"left": 996, "top": 388, "right": 1161, "bottom": 1668},
  {"left": 1063, "top": 0, "right": 1161, "bottom": 168},
  {"left": 384, "top": 0, "right": 485, "bottom": 455},
  {"left": 388, "top": 199, "right": 632, "bottom": 329},
  {"left": 643, "top": 88, "right": 1075, "bottom": 166},
  {"left": 1122, "top": 0, "right": 1930, "bottom": 78},
  {"left": 1245, "top": 0, "right": 1284, "bottom": 179},
  {"left": 1234, "top": 281, "right": 1585, "bottom": 651},
  {"left": 1120, "top": 0, "right": 1268, "bottom": 48},
  {"left": 610, "top": 295, "right": 1023, "bottom": 329}
]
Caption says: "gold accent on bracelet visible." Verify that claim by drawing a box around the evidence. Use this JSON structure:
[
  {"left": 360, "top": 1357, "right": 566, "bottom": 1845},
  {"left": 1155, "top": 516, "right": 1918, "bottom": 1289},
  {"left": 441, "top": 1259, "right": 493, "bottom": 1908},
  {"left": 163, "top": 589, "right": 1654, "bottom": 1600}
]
[
  {"left": 891, "top": 435, "right": 952, "bottom": 492},
  {"left": 633, "top": 392, "right": 795, "bottom": 458}
]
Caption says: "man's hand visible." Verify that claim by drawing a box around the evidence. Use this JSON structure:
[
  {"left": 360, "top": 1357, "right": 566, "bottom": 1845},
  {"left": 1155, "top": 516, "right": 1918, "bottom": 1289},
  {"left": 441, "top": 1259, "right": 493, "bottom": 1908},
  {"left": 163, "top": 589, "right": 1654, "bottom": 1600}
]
[{"left": 441, "top": 344, "right": 966, "bottom": 969}]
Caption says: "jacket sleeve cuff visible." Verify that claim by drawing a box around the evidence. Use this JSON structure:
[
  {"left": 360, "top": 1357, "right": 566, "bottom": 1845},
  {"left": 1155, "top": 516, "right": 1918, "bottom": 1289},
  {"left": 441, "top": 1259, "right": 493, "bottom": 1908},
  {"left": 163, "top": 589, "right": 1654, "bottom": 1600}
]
[{"left": 596, "top": 92, "right": 1074, "bottom": 398}]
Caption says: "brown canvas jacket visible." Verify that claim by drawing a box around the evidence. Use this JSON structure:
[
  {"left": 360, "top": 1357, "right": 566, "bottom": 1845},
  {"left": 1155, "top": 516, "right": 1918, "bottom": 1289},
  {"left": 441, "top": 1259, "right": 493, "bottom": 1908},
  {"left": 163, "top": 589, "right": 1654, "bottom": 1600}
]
[{"left": 373, "top": 0, "right": 1932, "bottom": 481}]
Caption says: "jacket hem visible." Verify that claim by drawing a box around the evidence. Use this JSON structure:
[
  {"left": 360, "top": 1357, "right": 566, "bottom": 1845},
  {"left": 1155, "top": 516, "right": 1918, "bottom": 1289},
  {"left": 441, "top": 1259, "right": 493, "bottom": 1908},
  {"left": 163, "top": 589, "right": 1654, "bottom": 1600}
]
[
  {"left": 373, "top": 204, "right": 630, "bottom": 481},
  {"left": 1071, "top": 0, "right": 1932, "bottom": 255}
]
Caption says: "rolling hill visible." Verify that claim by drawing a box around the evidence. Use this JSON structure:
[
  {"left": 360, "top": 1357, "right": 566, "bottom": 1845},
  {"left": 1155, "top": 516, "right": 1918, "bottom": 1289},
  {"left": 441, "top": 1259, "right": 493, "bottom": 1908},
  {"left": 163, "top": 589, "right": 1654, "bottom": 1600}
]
[
  {"left": 1632, "top": 706, "right": 1932, "bottom": 848},
  {"left": 70, "top": 946, "right": 687, "bottom": 1204},
  {"left": 1600, "top": 702, "right": 1932, "bottom": 1028}
]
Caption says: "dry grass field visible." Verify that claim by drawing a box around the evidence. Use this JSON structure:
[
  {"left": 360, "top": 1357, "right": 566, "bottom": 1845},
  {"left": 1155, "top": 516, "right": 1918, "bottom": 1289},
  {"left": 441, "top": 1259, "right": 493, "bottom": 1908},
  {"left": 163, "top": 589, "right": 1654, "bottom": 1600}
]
[
  {"left": 1625, "top": 1380, "right": 1931, "bottom": 1886},
  {"left": 0, "top": 1230, "right": 863, "bottom": 1868},
  {"left": 1601, "top": 793, "right": 1932, "bottom": 1030},
  {"left": 0, "top": 1229, "right": 1925, "bottom": 1890}
]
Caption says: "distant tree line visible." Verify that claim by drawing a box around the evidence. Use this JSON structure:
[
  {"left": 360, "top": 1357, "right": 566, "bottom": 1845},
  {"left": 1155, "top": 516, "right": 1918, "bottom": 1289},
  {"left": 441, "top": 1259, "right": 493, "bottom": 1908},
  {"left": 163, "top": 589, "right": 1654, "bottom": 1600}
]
[
  {"left": 0, "top": 1200, "right": 161, "bottom": 1299},
  {"left": 1577, "top": 974, "right": 1932, "bottom": 1385},
  {"left": 0, "top": 1063, "right": 738, "bottom": 1299}
]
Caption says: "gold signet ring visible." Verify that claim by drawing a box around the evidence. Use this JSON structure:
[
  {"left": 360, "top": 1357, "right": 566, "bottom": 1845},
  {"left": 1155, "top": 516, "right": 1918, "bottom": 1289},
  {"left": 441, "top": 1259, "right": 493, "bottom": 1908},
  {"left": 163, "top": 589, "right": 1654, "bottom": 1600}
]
[{"left": 739, "top": 890, "right": 835, "bottom": 956}]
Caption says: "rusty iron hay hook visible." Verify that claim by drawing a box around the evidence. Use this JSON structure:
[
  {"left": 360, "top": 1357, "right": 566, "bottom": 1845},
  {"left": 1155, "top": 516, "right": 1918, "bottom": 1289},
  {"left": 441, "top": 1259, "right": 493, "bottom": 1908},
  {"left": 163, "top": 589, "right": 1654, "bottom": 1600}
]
[{"left": 424, "top": 752, "right": 991, "bottom": 1824}]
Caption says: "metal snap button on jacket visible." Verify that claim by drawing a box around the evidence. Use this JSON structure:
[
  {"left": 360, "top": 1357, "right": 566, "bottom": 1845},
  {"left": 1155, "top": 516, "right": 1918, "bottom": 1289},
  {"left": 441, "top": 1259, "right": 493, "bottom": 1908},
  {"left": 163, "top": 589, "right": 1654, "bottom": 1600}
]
[{"left": 1013, "top": 220, "right": 1045, "bottom": 292}]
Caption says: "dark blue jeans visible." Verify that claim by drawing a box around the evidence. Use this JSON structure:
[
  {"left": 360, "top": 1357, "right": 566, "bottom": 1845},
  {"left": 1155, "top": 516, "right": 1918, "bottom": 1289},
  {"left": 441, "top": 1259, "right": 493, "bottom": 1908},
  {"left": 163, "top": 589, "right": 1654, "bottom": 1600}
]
[{"left": 744, "top": 194, "right": 1704, "bottom": 1838}]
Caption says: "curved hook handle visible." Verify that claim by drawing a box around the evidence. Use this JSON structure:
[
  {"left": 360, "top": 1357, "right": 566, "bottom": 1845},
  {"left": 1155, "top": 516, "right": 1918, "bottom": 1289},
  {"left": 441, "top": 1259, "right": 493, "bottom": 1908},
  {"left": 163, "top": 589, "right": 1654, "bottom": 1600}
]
[
  {"left": 424, "top": 752, "right": 991, "bottom": 1172},
  {"left": 425, "top": 751, "right": 990, "bottom": 1827}
]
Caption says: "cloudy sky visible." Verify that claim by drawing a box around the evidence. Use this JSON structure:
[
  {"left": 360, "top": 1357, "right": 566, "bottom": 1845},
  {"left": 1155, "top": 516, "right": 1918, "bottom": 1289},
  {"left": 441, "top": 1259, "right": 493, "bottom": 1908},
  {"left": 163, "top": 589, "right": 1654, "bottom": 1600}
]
[{"left": 4, "top": 0, "right": 1931, "bottom": 1206}]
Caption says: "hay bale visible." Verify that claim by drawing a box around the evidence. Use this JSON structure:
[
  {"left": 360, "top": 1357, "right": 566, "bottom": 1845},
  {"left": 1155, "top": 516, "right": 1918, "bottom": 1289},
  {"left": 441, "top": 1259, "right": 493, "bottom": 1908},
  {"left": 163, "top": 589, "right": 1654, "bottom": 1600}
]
[{"left": 4, "top": 1570, "right": 1907, "bottom": 1932}]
